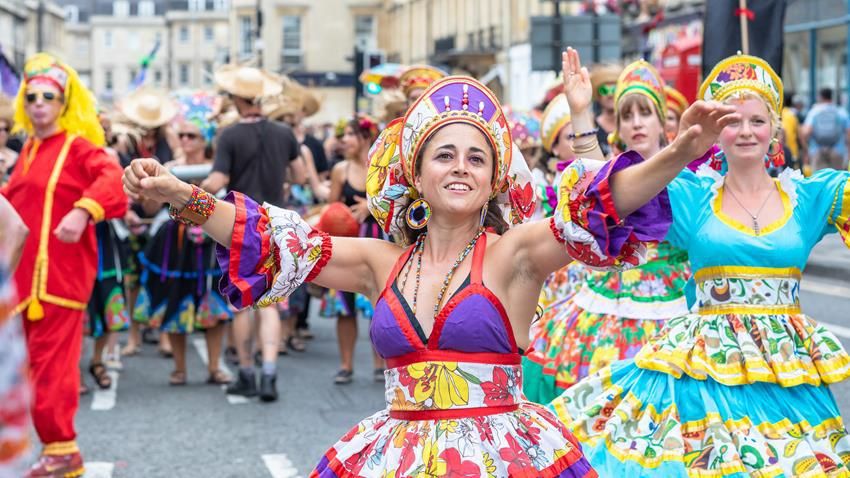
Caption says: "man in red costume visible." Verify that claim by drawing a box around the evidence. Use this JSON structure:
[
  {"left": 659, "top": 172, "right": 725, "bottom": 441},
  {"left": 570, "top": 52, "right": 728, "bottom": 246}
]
[{"left": 0, "top": 53, "right": 127, "bottom": 478}]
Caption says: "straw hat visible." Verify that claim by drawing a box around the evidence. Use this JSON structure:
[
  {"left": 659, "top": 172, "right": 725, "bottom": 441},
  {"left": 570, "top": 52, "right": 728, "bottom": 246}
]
[
  {"left": 214, "top": 64, "right": 282, "bottom": 100},
  {"left": 119, "top": 88, "right": 178, "bottom": 129},
  {"left": 301, "top": 89, "right": 321, "bottom": 118},
  {"left": 590, "top": 63, "right": 622, "bottom": 100},
  {"left": 262, "top": 93, "right": 300, "bottom": 121}
]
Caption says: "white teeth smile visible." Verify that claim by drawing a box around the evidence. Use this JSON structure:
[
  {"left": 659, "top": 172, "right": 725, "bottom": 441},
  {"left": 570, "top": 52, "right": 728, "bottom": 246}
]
[{"left": 446, "top": 183, "right": 471, "bottom": 191}]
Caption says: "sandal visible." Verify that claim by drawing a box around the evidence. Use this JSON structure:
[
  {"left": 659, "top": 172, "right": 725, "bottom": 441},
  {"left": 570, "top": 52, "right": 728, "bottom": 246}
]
[
  {"left": 286, "top": 336, "right": 306, "bottom": 353},
  {"left": 141, "top": 328, "right": 159, "bottom": 345},
  {"left": 169, "top": 370, "right": 187, "bottom": 386},
  {"left": 206, "top": 369, "right": 232, "bottom": 385},
  {"left": 334, "top": 369, "right": 353, "bottom": 385},
  {"left": 297, "top": 328, "right": 314, "bottom": 340},
  {"left": 120, "top": 343, "right": 141, "bottom": 356},
  {"left": 88, "top": 362, "right": 112, "bottom": 390},
  {"left": 277, "top": 343, "right": 289, "bottom": 356},
  {"left": 158, "top": 347, "right": 173, "bottom": 358},
  {"left": 373, "top": 368, "right": 385, "bottom": 383}
]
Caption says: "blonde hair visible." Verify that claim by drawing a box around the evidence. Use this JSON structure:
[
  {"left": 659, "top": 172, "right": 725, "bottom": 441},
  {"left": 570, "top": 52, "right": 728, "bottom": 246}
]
[
  {"left": 721, "top": 90, "right": 781, "bottom": 139},
  {"left": 13, "top": 53, "right": 105, "bottom": 146}
]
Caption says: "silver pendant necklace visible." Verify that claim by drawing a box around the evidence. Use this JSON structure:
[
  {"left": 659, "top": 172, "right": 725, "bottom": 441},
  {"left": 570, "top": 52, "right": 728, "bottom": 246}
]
[{"left": 724, "top": 182, "right": 776, "bottom": 236}]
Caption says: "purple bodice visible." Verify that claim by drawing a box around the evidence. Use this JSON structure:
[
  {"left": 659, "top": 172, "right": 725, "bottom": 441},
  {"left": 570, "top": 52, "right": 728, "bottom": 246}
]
[{"left": 369, "top": 235, "right": 519, "bottom": 359}]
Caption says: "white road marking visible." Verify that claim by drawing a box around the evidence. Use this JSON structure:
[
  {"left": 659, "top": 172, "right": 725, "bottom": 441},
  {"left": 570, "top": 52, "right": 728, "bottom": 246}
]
[
  {"left": 262, "top": 454, "right": 301, "bottom": 478},
  {"left": 802, "top": 279, "right": 850, "bottom": 298},
  {"left": 191, "top": 337, "right": 250, "bottom": 404},
  {"left": 84, "top": 462, "right": 114, "bottom": 478},
  {"left": 91, "top": 371, "right": 119, "bottom": 411}
]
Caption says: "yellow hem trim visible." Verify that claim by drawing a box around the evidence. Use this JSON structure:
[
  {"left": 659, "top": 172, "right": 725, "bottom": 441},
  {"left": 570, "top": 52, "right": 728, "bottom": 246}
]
[
  {"left": 635, "top": 346, "right": 850, "bottom": 387},
  {"left": 73, "top": 197, "right": 105, "bottom": 223},
  {"left": 713, "top": 179, "right": 792, "bottom": 237},
  {"left": 43, "top": 440, "right": 79, "bottom": 455},
  {"left": 564, "top": 391, "right": 845, "bottom": 476},
  {"left": 694, "top": 265, "right": 802, "bottom": 282},
  {"left": 697, "top": 304, "right": 801, "bottom": 315}
]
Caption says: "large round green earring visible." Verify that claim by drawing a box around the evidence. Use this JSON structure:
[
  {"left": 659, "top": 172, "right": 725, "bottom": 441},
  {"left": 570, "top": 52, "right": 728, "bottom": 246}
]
[{"left": 405, "top": 198, "right": 432, "bottom": 230}]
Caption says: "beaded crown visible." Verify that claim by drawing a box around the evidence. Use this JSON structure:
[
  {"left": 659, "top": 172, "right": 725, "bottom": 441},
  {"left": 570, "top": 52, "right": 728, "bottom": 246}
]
[
  {"left": 699, "top": 53, "right": 783, "bottom": 113},
  {"left": 541, "top": 94, "right": 571, "bottom": 152}
]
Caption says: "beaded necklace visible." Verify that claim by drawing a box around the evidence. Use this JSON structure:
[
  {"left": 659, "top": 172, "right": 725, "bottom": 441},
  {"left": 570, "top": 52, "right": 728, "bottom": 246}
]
[{"left": 400, "top": 228, "right": 485, "bottom": 318}]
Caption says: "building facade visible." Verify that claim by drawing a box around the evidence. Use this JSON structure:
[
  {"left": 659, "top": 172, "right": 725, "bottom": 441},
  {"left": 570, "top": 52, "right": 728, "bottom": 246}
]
[{"left": 229, "top": 0, "right": 382, "bottom": 124}]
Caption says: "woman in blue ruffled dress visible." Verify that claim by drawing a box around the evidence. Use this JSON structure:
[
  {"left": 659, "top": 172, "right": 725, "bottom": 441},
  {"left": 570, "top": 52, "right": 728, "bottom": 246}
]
[{"left": 549, "top": 51, "right": 850, "bottom": 476}]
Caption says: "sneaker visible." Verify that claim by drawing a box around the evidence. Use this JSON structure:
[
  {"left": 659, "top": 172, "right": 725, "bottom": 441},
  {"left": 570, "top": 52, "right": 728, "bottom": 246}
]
[
  {"left": 225, "top": 369, "right": 257, "bottom": 397},
  {"left": 259, "top": 373, "right": 278, "bottom": 402},
  {"left": 334, "top": 369, "right": 354, "bottom": 385},
  {"left": 25, "top": 451, "right": 85, "bottom": 478}
]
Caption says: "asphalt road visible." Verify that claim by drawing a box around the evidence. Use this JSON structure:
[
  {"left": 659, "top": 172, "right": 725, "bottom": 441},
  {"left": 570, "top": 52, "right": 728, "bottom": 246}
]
[{"left": 38, "top": 274, "right": 850, "bottom": 477}]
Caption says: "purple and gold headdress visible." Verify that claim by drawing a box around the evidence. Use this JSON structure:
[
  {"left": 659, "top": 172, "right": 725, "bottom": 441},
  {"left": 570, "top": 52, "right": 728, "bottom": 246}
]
[{"left": 367, "top": 77, "right": 534, "bottom": 238}]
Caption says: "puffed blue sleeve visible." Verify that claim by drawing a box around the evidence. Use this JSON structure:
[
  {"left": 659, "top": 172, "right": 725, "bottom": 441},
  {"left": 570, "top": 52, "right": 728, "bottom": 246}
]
[{"left": 664, "top": 168, "right": 716, "bottom": 250}]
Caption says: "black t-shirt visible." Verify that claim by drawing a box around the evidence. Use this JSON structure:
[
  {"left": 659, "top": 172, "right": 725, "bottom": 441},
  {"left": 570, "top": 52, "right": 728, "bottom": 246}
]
[
  {"left": 302, "top": 133, "right": 328, "bottom": 174},
  {"left": 213, "top": 119, "right": 299, "bottom": 206}
]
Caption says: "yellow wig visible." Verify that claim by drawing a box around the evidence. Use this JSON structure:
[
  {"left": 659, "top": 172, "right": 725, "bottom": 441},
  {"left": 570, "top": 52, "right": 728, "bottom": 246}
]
[{"left": 13, "top": 53, "right": 104, "bottom": 146}]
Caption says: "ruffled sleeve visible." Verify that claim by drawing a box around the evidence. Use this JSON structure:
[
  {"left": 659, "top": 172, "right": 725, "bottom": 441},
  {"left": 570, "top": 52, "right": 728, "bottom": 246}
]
[
  {"left": 795, "top": 169, "right": 850, "bottom": 246},
  {"left": 215, "top": 192, "right": 331, "bottom": 310},
  {"left": 550, "top": 151, "right": 672, "bottom": 270}
]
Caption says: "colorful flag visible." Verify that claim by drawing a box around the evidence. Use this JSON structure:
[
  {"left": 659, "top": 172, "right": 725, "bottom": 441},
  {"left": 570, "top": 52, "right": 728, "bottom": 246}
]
[{"left": 129, "top": 40, "right": 161, "bottom": 90}]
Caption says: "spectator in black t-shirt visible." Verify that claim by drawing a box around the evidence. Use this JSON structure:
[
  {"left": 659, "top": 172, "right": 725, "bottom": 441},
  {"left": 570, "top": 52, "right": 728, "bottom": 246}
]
[{"left": 201, "top": 65, "right": 307, "bottom": 403}]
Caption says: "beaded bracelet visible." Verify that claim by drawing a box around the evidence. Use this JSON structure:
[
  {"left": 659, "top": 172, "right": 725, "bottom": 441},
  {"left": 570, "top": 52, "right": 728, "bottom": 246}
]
[
  {"left": 568, "top": 128, "right": 599, "bottom": 140},
  {"left": 168, "top": 185, "right": 216, "bottom": 225},
  {"left": 572, "top": 139, "right": 599, "bottom": 155}
]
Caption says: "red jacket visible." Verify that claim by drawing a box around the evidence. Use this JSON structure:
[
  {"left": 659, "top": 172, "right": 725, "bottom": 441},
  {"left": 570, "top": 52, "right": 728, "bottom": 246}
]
[{"left": 1, "top": 131, "right": 127, "bottom": 319}]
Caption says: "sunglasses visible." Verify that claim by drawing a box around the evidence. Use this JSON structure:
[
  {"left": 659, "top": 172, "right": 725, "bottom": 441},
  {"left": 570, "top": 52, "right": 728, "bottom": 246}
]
[
  {"left": 25, "top": 91, "right": 61, "bottom": 104},
  {"left": 596, "top": 84, "right": 616, "bottom": 97},
  {"left": 178, "top": 132, "right": 200, "bottom": 140}
]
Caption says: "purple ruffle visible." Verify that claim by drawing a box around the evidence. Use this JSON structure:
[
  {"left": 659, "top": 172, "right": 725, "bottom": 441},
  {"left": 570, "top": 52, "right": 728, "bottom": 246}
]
[
  {"left": 686, "top": 144, "right": 718, "bottom": 172},
  {"left": 580, "top": 150, "right": 672, "bottom": 256},
  {"left": 215, "top": 192, "right": 273, "bottom": 309}
]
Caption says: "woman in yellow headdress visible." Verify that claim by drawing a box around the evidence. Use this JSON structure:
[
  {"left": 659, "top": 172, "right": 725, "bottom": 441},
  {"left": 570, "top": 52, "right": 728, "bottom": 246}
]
[{"left": 550, "top": 51, "right": 850, "bottom": 477}]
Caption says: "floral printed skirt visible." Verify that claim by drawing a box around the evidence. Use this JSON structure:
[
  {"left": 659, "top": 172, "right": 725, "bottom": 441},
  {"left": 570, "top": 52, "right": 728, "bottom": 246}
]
[
  {"left": 549, "top": 310, "right": 850, "bottom": 477},
  {"left": 312, "top": 356, "right": 597, "bottom": 478}
]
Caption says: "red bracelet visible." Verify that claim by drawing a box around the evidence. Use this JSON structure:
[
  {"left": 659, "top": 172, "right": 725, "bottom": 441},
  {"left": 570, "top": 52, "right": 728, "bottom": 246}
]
[{"left": 168, "top": 185, "right": 216, "bottom": 225}]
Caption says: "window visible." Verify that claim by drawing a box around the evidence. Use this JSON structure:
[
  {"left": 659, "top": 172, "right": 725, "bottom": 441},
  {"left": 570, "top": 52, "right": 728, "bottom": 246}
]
[
  {"left": 128, "top": 31, "right": 139, "bottom": 49},
  {"left": 189, "top": 0, "right": 204, "bottom": 11},
  {"left": 179, "top": 26, "right": 189, "bottom": 43},
  {"left": 239, "top": 16, "right": 253, "bottom": 56},
  {"left": 204, "top": 25, "right": 214, "bottom": 42},
  {"left": 104, "top": 69, "right": 113, "bottom": 91},
  {"left": 104, "top": 30, "right": 113, "bottom": 48},
  {"left": 129, "top": 67, "right": 138, "bottom": 83},
  {"left": 179, "top": 63, "right": 190, "bottom": 86},
  {"left": 138, "top": 1, "right": 155, "bottom": 17},
  {"left": 213, "top": 0, "right": 228, "bottom": 11},
  {"left": 153, "top": 69, "right": 162, "bottom": 85},
  {"left": 203, "top": 61, "right": 213, "bottom": 85},
  {"left": 281, "top": 15, "right": 302, "bottom": 69},
  {"left": 354, "top": 15, "right": 375, "bottom": 41},
  {"left": 63, "top": 5, "right": 79, "bottom": 23},
  {"left": 155, "top": 31, "right": 162, "bottom": 44},
  {"left": 77, "top": 37, "right": 89, "bottom": 56},
  {"left": 113, "top": 0, "right": 129, "bottom": 17}
]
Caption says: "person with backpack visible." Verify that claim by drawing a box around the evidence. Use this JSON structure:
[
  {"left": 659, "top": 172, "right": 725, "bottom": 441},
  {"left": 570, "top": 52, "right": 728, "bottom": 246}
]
[{"left": 802, "top": 87, "right": 850, "bottom": 172}]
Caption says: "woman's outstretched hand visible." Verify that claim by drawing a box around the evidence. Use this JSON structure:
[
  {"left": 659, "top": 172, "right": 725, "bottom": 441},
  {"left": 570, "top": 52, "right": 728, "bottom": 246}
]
[
  {"left": 561, "top": 47, "right": 593, "bottom": 114},
  {"left": 674, "top": 101, "right": 740, "bottom": 159},
  {"left": 123, "top": 158, "right": 190, "bottom": 205}
]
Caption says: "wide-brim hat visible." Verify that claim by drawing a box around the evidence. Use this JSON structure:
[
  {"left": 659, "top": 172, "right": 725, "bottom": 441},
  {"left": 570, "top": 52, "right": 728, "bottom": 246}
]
[
  {"left": 590, "top": 64, "right": 622, "bottom": 100},
  {"left": 214, "top": 64, "right": 282, "bottom": 100},
  {"left": 262, "top": 93, "right": 301, "bottom": 120},
  {"left": 119, "top": 87, "right": 178, "bottom": 129}
]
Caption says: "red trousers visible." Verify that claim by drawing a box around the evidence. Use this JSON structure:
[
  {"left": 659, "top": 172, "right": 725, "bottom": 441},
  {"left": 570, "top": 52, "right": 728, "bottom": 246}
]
[{"left": 22, "top": 303, "right": 83, "bottom": 445}]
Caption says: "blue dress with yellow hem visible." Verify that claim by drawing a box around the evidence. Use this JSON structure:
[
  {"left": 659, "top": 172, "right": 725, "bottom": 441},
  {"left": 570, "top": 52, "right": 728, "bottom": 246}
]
[{"left": 549, "top": 161, "right": 850, "bottom": 477}]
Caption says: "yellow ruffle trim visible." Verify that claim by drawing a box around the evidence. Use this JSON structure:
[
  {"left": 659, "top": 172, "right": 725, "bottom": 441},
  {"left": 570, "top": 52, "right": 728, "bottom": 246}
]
[{"left": 558, "top": 391, "right": 850, "bottom": 477}]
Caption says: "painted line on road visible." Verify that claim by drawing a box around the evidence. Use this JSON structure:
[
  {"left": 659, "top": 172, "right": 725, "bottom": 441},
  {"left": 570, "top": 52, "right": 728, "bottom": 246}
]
[
  {"left": 191, "top": 337, "right": 250, "bottom": 405},
  {"left": 802, "top": 279, "right": 850, "bottom": 298},
  {"left": 84, "top": 462, "right": 114, "bottom": 478},
  {"left": 262, "top": 454, "right": 301, "bottom": 478},
  {"left": 91, "top": 371, "right": 119, "bottom": 411}
]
